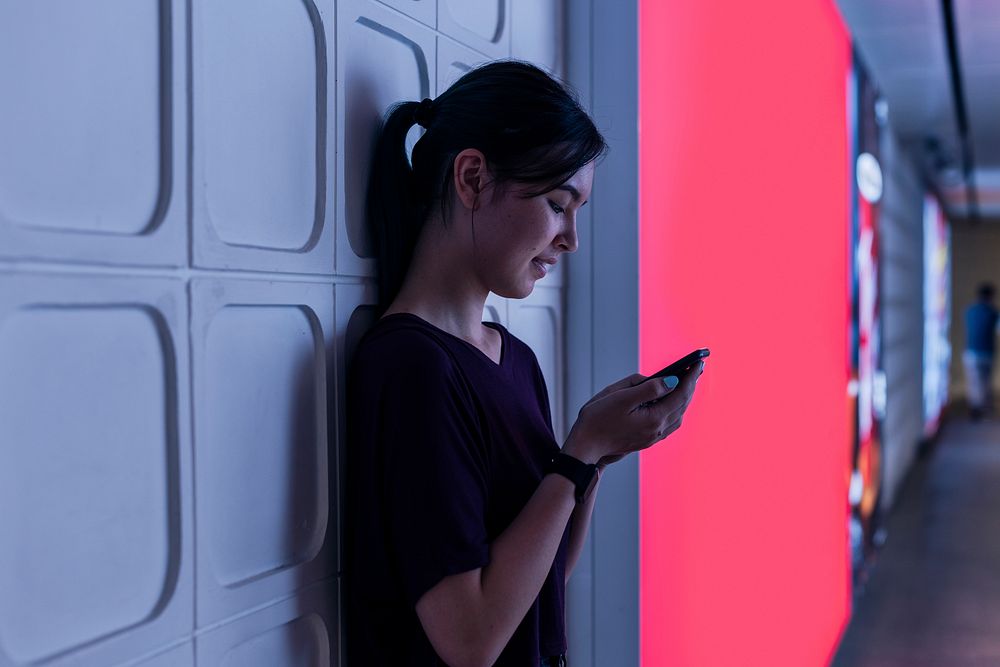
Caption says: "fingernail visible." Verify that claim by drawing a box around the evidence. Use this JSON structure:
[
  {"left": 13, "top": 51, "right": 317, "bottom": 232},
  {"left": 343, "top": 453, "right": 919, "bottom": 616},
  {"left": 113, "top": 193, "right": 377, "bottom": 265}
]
[{"left": 663, "top": 376, "right": 679, "bottom": 390}]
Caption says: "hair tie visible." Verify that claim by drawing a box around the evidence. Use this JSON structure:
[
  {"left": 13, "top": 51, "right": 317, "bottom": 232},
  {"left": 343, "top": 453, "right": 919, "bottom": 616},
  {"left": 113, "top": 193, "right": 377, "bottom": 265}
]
[{"left": 413, "top": 97, "right": 435, "bottom": 128}]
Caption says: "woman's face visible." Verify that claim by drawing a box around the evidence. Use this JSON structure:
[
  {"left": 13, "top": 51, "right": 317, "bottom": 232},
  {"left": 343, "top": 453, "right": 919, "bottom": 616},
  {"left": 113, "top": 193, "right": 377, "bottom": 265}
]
[{"left": 473, "top": 161, "right": 595, "bottom": 299}]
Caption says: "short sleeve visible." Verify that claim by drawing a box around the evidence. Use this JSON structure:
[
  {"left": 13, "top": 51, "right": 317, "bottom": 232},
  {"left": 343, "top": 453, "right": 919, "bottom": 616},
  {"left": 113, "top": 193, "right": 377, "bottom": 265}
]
[{"left": 378, "top": 333, "right": 491, "bottom": 607}]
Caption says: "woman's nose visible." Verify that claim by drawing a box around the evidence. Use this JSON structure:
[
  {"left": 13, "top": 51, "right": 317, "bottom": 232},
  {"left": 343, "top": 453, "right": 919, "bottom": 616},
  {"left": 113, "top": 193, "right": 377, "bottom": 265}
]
[{"left": 559, "top": 218, "right": 579, "bottom": 253}]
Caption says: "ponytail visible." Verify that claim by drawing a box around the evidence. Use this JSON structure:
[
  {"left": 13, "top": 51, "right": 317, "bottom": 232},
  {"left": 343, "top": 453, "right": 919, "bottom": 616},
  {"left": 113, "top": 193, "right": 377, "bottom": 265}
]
[{"left": 365, "top": 100, "right": 423, "bottom": 315}]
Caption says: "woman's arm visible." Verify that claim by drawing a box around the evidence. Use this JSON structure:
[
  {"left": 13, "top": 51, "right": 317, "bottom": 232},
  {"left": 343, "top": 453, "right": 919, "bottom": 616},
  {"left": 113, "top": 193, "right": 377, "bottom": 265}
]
[
  {"left": 564, "top": 469, "right": 601, "bottom": 585},
  {"left": 414, "top": 369, "right": 698, "bottom": 667},
  {"left": 415, "top": 464, "right": 590, "bottom": 667}
]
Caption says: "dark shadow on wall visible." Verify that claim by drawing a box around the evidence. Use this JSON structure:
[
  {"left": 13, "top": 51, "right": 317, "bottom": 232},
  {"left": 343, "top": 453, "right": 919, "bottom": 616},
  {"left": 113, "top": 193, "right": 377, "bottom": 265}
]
[{"left": 289, "top": 302, "right": 379, "bottom": 666}]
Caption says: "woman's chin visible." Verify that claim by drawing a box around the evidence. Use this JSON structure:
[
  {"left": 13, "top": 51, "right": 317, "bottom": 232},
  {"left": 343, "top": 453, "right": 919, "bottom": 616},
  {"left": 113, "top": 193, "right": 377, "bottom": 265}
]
[{"left": 493, "top": 281, "right": 535, "bottom": 300}]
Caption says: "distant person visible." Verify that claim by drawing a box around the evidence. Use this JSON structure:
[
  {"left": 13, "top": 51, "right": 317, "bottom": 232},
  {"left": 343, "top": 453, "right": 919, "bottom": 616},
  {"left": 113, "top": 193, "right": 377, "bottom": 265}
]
[{"left": 964, "top": 282, "right": 1000, "bottom": 420}]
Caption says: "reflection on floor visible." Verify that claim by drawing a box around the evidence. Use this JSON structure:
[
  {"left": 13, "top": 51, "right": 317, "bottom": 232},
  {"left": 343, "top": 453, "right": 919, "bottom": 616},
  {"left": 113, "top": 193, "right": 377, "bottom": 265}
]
[{"left": 832, "top": 416, "right": 1000, "bottom": 667}]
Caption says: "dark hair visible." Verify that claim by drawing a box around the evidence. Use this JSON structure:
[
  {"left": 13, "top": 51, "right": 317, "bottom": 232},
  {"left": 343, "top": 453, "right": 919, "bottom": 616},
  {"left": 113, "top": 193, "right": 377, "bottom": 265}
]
[
  {"left": 365, "top": 60, "right": 608, "bottom": 313},
  {"left": 978, "top": 282, "right": 995, "bottom": 301}
]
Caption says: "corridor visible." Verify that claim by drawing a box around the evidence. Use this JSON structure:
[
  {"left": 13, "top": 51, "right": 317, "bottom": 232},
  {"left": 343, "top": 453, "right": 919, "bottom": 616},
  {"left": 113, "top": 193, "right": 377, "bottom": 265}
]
[{"left": 833, "top": 416, "right": 1000, "bottom": 666}]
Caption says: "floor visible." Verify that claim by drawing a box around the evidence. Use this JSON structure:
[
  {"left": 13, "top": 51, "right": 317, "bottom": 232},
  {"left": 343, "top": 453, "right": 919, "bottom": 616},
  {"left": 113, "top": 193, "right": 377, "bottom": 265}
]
[{"left": 832, "top": 415, "right": 1000, "bottom": 667}]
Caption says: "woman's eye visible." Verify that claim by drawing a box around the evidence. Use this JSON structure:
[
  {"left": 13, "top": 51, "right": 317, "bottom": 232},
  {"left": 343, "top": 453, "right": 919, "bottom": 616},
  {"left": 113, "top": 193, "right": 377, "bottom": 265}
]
[{"left": 548, "top": 201, "right": 565, "bottom": 215}]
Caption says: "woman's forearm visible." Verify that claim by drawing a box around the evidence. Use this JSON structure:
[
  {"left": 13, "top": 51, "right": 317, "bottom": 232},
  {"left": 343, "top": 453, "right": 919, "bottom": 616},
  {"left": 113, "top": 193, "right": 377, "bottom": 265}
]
[
  {"left": 564, "top": 470, "right": 600, "bottom": 584},
  {"left": 417, "top": 472, "right": 580, "bottom": 667}
]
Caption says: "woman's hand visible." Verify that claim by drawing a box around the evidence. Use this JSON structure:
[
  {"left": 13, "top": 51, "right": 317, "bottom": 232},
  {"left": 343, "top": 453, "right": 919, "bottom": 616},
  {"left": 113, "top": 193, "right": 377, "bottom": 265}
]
[{"left": 563, "top": 362, "right": 705, "bottom": 466}]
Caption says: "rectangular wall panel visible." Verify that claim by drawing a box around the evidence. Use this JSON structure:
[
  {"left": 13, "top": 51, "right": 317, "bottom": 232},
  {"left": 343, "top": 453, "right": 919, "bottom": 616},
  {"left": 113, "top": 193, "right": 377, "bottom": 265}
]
[
  {"left": 195, "top": 583, "right": 335, "bottom": 666},
  {"left": 0, "top": 0, "right": 187, "bottom": 267},
  {"left": 0, "top": 273, "right": 193, "bottom": 667},
  {"left": 190, "top": 278, "right": 336, "bottom": 628},
  {"left": 190, "top": 0, "right": 336, "bottom": 274},
  {"left": 438, "top": 0, "right": 511, "bottom": 59}
]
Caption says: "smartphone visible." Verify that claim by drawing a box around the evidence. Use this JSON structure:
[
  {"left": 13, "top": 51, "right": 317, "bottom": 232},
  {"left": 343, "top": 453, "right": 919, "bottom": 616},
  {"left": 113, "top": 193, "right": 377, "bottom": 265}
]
[{"left": 646, "top": 348, "right": 710, "bottom": 382}]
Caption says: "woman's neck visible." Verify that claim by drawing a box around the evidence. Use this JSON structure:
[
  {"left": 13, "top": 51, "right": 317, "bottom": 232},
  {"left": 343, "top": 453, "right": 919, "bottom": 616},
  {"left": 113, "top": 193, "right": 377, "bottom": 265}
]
[{"left": 384, "top": 236, "right": 490, "bottom": 342}]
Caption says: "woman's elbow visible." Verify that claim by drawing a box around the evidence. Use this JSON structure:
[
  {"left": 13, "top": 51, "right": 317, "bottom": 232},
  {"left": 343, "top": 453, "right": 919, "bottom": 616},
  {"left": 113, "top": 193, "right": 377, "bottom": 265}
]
[
  {"left": 415, "top": 571, "right": 506, "bottom": 667},
  {"left": 426, "top": 626, "right": 503, "bottom": 667}
]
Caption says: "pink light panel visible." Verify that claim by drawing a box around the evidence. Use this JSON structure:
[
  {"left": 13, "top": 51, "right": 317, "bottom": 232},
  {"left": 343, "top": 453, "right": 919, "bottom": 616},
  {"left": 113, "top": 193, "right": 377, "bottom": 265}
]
[{"left": 638, "top": 1, "right": 853, "bottom": 664}]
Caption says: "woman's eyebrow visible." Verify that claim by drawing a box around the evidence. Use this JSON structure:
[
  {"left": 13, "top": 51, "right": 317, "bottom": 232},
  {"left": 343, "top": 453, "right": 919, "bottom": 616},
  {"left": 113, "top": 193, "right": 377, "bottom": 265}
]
[{"left": 556, "top": 185, "right": 586, "bottom": 204}]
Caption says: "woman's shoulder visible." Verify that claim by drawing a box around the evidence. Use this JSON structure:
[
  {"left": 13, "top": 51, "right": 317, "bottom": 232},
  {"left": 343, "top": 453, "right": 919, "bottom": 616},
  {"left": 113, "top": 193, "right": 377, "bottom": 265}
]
[
  {"left": 349, "top": 316, "right": 480, "bottom": 412},
  {"left": 352, "top": 314, "right": 465, "bottom": 381},
  {"left": 358, "top": 314, "right": 454, "bottom": 355}
]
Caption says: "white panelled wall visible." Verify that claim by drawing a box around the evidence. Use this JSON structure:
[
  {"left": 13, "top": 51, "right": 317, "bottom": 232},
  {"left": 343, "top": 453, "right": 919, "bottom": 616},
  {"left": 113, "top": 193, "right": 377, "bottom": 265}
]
[
  {"left": 878, "top": 129, "right": 927, "bottom": 510},
  {"left": 0, "top": 0, "right": 567, "bottom": 665}
]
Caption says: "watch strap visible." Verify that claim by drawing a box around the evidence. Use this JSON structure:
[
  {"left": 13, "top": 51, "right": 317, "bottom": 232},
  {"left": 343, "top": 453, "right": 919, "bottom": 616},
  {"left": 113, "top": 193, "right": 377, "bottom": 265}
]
[{"left": 547, "top": 452, "right": 599, "bottom": 503}]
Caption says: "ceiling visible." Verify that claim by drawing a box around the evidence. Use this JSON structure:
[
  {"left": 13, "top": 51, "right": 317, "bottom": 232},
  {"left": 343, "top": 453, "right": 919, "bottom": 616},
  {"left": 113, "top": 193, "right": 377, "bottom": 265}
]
[{"left": 836, "top": 0, "right": 1000, "bottom": 220}]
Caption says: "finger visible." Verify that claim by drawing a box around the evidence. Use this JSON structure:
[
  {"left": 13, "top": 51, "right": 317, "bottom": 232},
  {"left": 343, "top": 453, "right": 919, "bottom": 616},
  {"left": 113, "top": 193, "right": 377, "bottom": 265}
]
[
  {"left": 588, "top": 374, "right": 649, "bottom": 408},
  {"left": 678, "top": 364, "right": 703, "bottom": 396},
  {"left": 677, "top": 360, "right": 704, "bottom": 394},
  {"left": 625, "top": 373, "right": 649, "bottom": 387},
  {"left": 628, "top": 371, "right": 683, "bottom": 407},
  {"left": 666, "top": 360, "right": 703, "bottom": 399},
  {"left": 613, "top": 373, "right": 647, "bottom": 391},
  {"left": 659, "top": 362, "right": 706, "bottom": 423},
  {"left": 593, "top": 373, "right": 646, "bottom": 402}
]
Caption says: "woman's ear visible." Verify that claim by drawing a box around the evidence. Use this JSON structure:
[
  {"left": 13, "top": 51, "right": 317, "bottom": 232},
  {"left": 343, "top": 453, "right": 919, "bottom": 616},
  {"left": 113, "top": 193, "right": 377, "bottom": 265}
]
[{"left": 452, "top": 148, "right": 487, "bottom": 210}]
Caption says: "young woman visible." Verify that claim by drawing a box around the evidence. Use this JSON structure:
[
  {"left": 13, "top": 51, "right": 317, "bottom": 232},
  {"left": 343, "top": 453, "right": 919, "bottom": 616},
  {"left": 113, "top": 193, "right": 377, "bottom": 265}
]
[{"left": 345, "top": 60, "right": 705, "bottom": 666}]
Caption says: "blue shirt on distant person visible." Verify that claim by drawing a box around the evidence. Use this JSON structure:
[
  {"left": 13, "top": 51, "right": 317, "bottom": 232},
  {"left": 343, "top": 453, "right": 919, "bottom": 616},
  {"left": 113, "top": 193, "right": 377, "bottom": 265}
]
[{"left": 966, "top": 300, "right": 999, "bottom": 357}]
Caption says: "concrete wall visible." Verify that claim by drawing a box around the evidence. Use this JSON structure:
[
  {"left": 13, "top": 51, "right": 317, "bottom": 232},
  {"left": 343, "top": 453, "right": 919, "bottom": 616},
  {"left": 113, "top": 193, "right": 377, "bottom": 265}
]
[{"left": 0, "top": 2, "right": 566, "bottom": 665}]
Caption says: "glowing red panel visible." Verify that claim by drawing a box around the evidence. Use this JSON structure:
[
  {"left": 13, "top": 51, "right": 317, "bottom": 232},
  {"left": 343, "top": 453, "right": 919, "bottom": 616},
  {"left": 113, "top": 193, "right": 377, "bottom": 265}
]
[{"left": 638, "top": 1, "right": 853, "bottom": 665}]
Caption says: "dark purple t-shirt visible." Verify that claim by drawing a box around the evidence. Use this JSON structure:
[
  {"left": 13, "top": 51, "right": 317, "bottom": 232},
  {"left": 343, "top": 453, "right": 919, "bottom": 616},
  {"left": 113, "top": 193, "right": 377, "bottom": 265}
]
[{"left": 344, "top": 312, "right": 569, "bottom": 665}]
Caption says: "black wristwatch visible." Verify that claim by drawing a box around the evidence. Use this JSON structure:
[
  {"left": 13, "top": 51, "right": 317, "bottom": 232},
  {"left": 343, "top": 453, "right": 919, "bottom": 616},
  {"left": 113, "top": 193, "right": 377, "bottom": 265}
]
[{"left": 546, "top": 452, "right": 599, "bottom": 504}]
